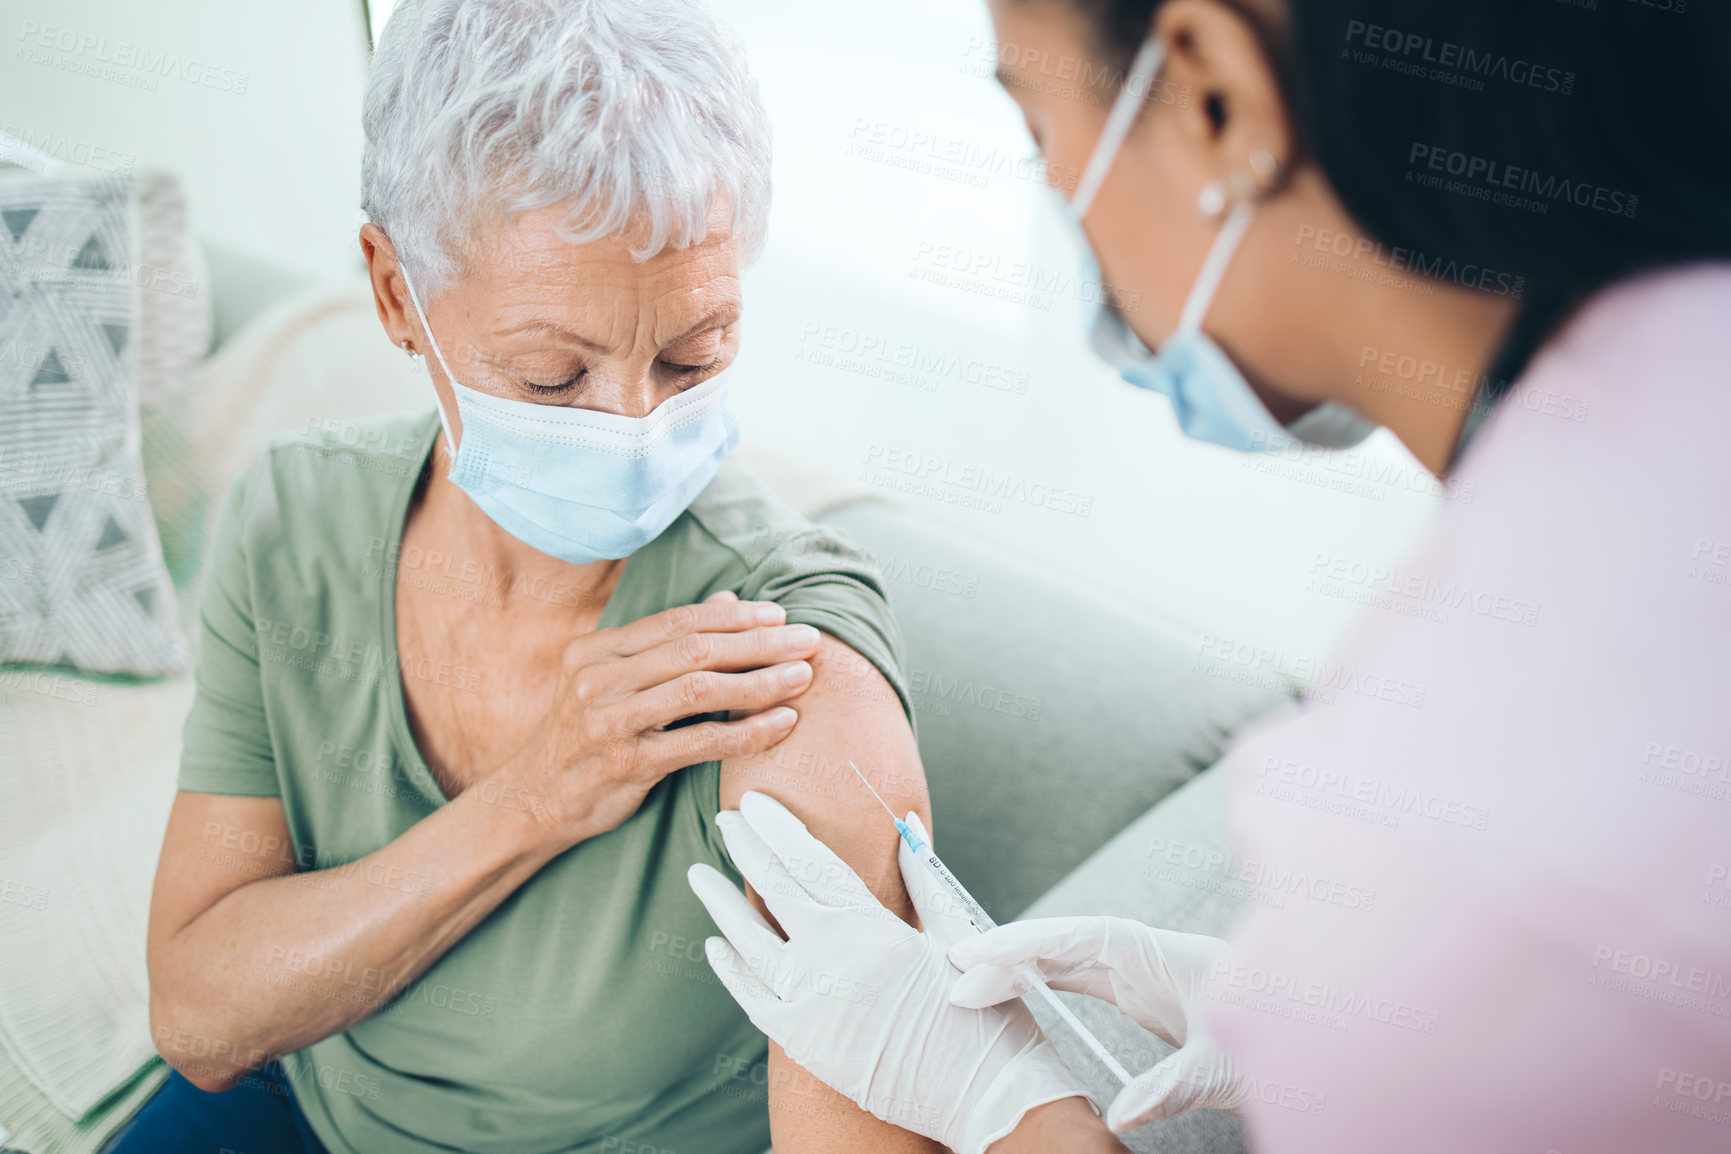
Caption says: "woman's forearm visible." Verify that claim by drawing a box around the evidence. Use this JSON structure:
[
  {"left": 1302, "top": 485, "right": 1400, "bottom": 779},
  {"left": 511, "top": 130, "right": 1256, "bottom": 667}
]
[
  {"left": 151, "top": 781, "right": 562, "bottom": 1090},
  {"left": 153, "top": 598, "right": 817, "bottom": 1091}
]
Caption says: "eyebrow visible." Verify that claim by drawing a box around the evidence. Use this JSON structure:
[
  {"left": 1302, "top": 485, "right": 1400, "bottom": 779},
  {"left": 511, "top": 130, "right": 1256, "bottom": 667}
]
[
  {"left": 663, "top": 307, "right": 739, "bottom": 347},
  {"left": 495, "top": 308, "right": 737, "bottom": 352},
  {"left": 494, "top": 318, "right": 608, "bottom": 353}
]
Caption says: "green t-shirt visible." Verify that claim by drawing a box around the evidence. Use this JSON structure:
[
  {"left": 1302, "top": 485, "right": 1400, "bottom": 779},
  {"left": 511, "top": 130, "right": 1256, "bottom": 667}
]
[{"left": 178, "top": 410, "right": 911, "bottom": 1154}]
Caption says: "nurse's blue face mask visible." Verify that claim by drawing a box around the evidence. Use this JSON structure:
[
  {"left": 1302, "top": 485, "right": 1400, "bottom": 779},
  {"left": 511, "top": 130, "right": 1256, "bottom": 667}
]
[
  {"left": 400, "top": 265, "right": 739, "bottom": 565},
  {"left": 1059, "top": 38, "right": 1373, "bottom": 452}
]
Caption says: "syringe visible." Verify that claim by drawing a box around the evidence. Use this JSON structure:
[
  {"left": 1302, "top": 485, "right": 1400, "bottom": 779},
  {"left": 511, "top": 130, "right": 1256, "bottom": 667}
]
[{"left": 847, "top": 761, "right": 1133, "bottom": 1088}]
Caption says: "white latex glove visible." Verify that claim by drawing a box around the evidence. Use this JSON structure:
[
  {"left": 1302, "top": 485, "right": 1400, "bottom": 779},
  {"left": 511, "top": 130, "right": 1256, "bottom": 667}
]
[
  {"left": 949, "top": 917, "right": 1247, "bottom": 1131},
  {"left": 688, "top": 791, "right": 1089, "bottom": 1154}
]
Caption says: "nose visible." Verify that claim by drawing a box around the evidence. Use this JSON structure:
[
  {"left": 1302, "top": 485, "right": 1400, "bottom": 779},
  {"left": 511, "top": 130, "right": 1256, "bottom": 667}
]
[{"left": 573, "top": 368, "right": 671, "bottom": 419}]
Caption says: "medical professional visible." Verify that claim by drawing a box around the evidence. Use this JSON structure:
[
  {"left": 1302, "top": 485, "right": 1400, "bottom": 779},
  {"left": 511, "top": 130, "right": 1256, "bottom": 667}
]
[{"left": 690, "top": 0, "right": 1731, "bottom": 1151}]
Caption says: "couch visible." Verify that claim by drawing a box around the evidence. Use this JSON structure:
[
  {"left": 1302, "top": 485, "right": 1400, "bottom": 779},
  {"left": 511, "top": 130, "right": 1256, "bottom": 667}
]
[{"left": 0, "top": 245, "right": 1291, "bottom": 1154}]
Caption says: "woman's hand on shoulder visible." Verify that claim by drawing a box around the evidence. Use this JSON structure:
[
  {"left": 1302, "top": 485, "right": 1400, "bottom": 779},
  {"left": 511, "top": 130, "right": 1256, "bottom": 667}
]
[{"left": 488, "top": 591, "right": 818, "bottom": 849}]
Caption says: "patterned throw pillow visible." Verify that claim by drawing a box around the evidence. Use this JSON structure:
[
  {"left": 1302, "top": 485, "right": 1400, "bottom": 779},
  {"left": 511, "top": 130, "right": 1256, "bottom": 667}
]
[
  {"left": 133, "top": 170, "right": 212, "bottom": 411},
  {"left": 0, "top": 171, "right": 188, "bottom": 676}
]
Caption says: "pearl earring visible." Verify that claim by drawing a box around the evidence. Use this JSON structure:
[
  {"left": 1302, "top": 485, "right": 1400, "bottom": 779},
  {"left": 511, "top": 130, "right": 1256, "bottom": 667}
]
[
  {"left": 1201, "top": 148, "right": 1281, "bottom": 220},
  {"left": 1198, "top": 181, "right": 1228, "bottom": 219}
]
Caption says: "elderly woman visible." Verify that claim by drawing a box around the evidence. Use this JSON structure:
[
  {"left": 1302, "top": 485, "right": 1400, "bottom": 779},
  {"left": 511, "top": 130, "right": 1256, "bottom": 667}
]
[{"left": 124, "top": 2, "right": 940, "bottom": 1152}]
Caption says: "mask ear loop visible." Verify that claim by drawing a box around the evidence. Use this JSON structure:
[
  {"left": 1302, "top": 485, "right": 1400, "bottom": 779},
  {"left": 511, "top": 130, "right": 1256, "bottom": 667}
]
[
  {"left": 1174, "top": 199, "right": 1255, "bottom": 339},
  {"left": 1069, "top": 36, "right": 1166, "bottom": 222},
  {"left": 399, "top": 264, "right": 461, "bottom": 459},
  {"left": 1069, "top": 32, "right": 1253, "bottom": 346}
]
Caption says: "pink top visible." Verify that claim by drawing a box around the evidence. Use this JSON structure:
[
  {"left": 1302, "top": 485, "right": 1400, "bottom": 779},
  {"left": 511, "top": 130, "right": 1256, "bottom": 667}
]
[{"left": 1208, "top": 265, "right": 1731, "bottom": 1152}]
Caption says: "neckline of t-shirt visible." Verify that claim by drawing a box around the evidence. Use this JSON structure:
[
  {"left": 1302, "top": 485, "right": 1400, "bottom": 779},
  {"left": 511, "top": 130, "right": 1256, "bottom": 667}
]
[{"left": 375, "top": 408, "right": 646, "bottom": 807}]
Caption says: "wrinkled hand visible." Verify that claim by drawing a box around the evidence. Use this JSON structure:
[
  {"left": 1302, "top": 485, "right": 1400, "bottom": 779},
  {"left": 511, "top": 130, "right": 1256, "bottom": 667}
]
[
  {"left": 950, "top": 917, "right": 1246, "bottom": 1130},
  {"left": 688, "top": 792, "right": 1088, "bottom": 1154},
  {"left": 492, "top": 593, "right": 818, "bottom": 846}
]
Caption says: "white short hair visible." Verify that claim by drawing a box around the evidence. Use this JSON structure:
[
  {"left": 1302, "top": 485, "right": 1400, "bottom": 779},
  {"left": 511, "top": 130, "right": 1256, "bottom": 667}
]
[{"left": 362, "top": 0, "right": 772, "bottom": 296}]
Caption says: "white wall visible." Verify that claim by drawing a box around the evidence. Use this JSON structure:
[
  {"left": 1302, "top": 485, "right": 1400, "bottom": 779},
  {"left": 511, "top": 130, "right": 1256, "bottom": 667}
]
[
  {"left": 715, "top": 0, "right": 1444, "bottom": 659},
  {"left": 2, "top": 0, "right": 1444, "bottom": 661},
  {"left": 1, "top": 0, "right": 370, "bottom": 282}
]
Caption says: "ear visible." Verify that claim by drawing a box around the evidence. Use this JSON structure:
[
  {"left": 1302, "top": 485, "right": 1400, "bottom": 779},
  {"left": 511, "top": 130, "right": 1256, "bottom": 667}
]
[
  {"left": 360, "top": 222, "right": 425, "bottom": 356},
  {"left": 360, "top": 223, "right": 463, "bottom": 453},
  {"left": 1152, "top": 0, "right": 1294, "bottom": 196}
]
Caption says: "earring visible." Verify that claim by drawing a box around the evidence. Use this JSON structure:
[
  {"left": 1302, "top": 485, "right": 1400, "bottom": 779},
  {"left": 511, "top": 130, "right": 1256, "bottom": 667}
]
[
  {"left": 1198, "top": 180, "right": 1229, "bottom": 219},
  {"left": 1202, "top": 148, "right": 1282, "bottom": 219},
  {"left": 401, "top": 339, "right": 420, "bottom": 360}
]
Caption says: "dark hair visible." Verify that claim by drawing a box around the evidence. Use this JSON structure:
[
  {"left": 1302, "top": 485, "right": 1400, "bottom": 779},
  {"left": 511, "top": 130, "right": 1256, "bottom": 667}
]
[{"left": 1042, "top": 0, "right": 1731, "bottom": 387}]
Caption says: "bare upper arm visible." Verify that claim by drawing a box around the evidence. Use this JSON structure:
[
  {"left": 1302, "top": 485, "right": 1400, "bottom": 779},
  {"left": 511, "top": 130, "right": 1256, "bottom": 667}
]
[
  {"left": 719, "top": 632, "right": 940, "bottom": 1151},
  {"left": 719, "top": 631, "right": 928, "bottom": 918},
  {"left": 148, "top": 791, "right": 299, "bottom": 963}
]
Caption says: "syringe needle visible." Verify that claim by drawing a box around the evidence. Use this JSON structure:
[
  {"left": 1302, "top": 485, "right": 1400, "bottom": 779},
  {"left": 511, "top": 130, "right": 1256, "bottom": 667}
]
[
  {"left": 847, "top": 759, "right": 1131, "bottom": 1089},
  {"left": 847, "top": 759, "right": 900, "bottom": 822}
]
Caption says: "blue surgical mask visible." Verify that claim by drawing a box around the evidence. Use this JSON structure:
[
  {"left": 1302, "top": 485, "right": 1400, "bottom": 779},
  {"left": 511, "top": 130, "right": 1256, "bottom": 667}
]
[
  {"left": 401, "top": 268, "right": 739, "bottom": 564},
  {"left": 1062, "top": 39, "right": 1374, "bottom": 452}
]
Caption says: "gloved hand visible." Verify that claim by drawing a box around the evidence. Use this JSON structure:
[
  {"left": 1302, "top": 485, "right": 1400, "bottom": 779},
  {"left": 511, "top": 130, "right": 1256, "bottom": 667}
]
[
  {"left": 688, "top": 791, "right": 1089, "bottom": 1154},
  {"left": 949, "top": 917, "right": 1247, "bottom": 1130}
]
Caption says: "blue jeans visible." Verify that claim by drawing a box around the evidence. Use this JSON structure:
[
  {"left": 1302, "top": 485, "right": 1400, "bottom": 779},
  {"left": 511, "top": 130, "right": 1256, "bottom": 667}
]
[{"left": 105, "top": 1062, "right": 328, "bottom": 1154}]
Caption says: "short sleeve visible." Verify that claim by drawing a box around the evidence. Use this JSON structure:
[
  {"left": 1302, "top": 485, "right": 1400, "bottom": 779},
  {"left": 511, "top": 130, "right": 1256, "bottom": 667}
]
[
  {"left": 177, "top": 457, "right": 281, "bottom": 796},
  {"left": 733, "top": 527, "right": 914, "bottom": 729}
]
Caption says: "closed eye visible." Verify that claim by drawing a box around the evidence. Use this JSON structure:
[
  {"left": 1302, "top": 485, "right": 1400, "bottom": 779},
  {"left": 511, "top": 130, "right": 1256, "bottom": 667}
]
[
  {"left": 661, "top": 355, "right": 723, "bottom": 379},
  {"left": 521, "top": 373, "right": 583, "bottom": 396}
]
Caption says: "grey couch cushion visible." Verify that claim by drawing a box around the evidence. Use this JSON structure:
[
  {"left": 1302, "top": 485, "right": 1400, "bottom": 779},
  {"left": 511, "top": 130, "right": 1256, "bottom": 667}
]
[
  {"left": 1021, "top": 764, "right": 1248, "bottom": 1154},
  {"left": 816, "top": 498, "right": 1291, "bottom": 923}
]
